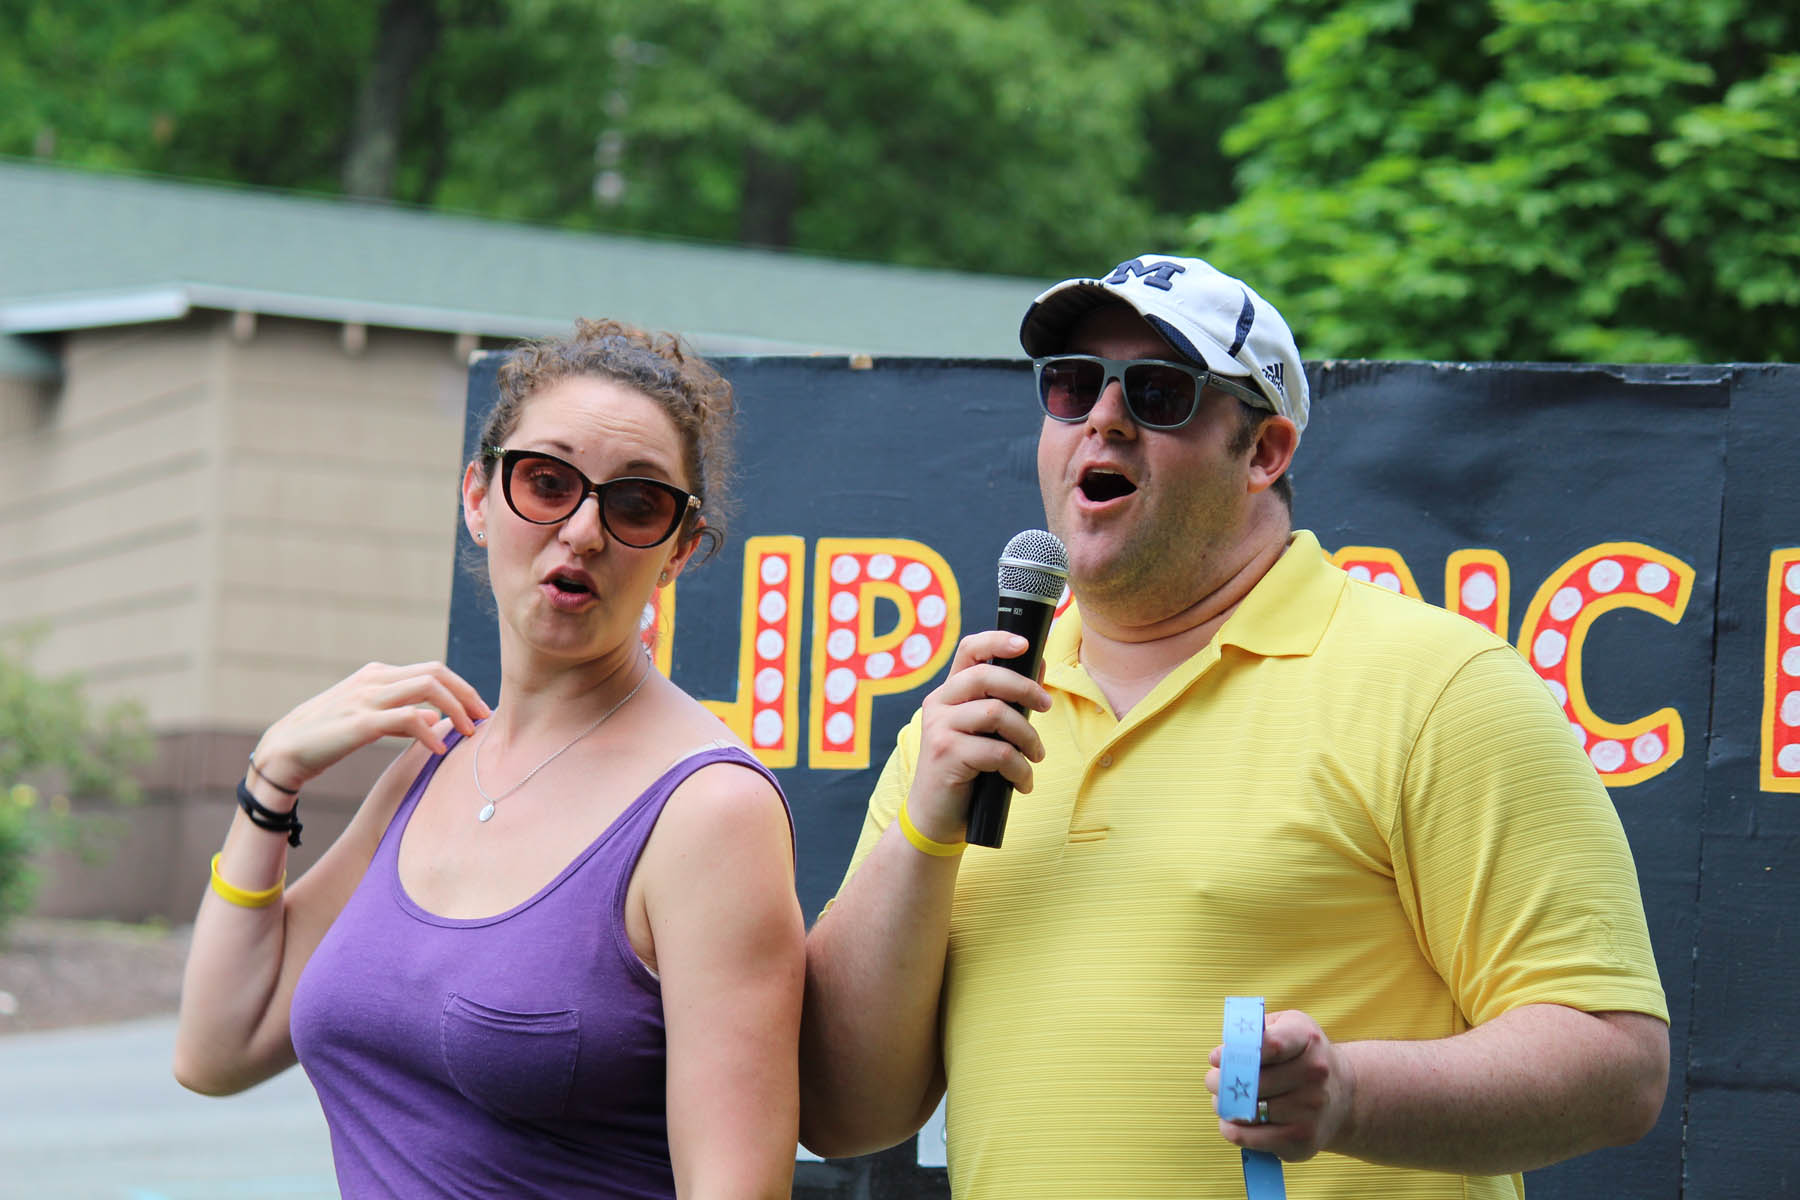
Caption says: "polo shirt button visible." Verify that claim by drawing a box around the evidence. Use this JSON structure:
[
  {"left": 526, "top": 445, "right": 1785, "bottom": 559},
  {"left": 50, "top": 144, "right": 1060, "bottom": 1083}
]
[{"left": 1098, "top": 754, "right": 1113, "bottom": 768}]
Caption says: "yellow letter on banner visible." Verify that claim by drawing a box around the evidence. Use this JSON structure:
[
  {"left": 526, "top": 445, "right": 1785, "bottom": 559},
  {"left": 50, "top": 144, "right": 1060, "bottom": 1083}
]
[
  {"left": 1328, "top": 546, "right": 1423, "bottom": 599},
  {"left": 810, "top": 538, "right": 960, "bottom": 770},
  {"left": 1516, "top": 542, "right": 1694, "bottom": 787},
  {"left": 1444, "top": 549, "right": 1512, "bottom": 639},
  {"left": 1762, "top": 549, "right": 1800, "bottom": 793},
  {"left": 698, "top": 536, "right": 807, "bottom": 769}
]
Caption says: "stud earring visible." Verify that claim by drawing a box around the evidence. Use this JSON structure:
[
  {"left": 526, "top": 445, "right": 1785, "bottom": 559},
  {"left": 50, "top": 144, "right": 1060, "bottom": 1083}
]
[
  {"left": 658, "top": 570, "right": 670, "bottom": 585},
  {"left": 474, "top": 531, "right": 485, "bottom": 543}
]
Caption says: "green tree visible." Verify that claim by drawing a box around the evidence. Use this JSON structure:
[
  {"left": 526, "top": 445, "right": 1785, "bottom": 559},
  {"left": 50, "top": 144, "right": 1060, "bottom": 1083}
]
[
  {"left": 1190, "top": 0, "right": 1800, "bottom": 362},
  {"left": 0, "top": 0, "right": 1272, "bottom": 280},
  {"left": 0, "top": 0, "right": 373, "bottom": 189},
  {"left": 0, "top": 636, "right": 152, "bottom": 932}
]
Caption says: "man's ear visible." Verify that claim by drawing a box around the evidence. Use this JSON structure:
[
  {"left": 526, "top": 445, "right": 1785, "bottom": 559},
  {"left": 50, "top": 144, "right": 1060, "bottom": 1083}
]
[{"left": 1247, "top": 417, "right": 1298, "bottom": 496}]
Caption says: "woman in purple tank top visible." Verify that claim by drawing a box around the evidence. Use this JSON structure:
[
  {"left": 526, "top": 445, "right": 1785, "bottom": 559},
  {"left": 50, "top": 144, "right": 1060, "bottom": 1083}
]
[{"left": 174, "top": 321, "right": 805, "bottom": 1199}]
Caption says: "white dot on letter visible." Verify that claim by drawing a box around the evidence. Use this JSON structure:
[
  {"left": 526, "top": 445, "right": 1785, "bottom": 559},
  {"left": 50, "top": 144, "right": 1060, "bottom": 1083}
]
[
  {"left": 825, "top": 668, "right": 857, "bottom": 705},
  {"left": 868, "top": 554, "right": 896, "bottom": 580},
  {"left": 760, "top": 556, "right": 788, "bottom": 585},
  {"left": 758, "top": 590, "right": 787, "bottom": 623},
  {"left": 1636, "top": 562, "right": 1671, "bottom": 595},
  {"left": 1786, "top": 564, "right": 1800, "bottom": 595},
  {"left": 831, "top": 555, "right": 860, "bottom": 584},
  {"left": 754, "top": 667, "right": 783, "bottom": 703},
  {"left": 1374, "top": 571, "right": 1402, "bottom": 592},
  {"left": 1782, "top": 691, "right": 1800, "bottom": 728},
  {"left": 1534, "top": 629, "right": 1568, "bottom": 669},
  {"left": 1780, "top": 744, "right": 1800, "bottom": 773},
  {"left": 1783, "top": 646, "right": 1800, "bottom": 677},
  {"left": 900, "top": 562, "right": 933, "bottom": 592},
  {"left": 1785, "top": 604, "right": 1800, "bottom": 636},
  {"left": 756, "top": 629, "right": 783, "bottom": 659},
  {"left": 1546, "top": 679, "right": 1569, "bottom": 707},
  {"left": 1570, "top": 722, "right": 1588, "bottom": 747},
  {"left": 826, "top": 712, "right": 854, "bottom": 744},
  {"left": 752, "top": 709, "right": 783, "bottom": 747},
  {"left": 1549, "top": 587, "right": 1583, "bottom": 623},
  {"left": 901, "top": 633, "right": 932, "bottom": 668},
  {"left": 1460, "top": 571, "right": 1497, "bottom": 612},
  {"left": 866, "top": 651, "right": 895, "bottom": 679},
  {"left": 1631, "top": 732, "right": 1664, "bottom": 765},
  {"left": 1588, "top": 559, "right": 1624, "bottom": 593},
  {"left": 827, "top": 628, "right": 856, "bottom": 661},
  {"left": 830, "top": 591, "right": 859, "bottom": 622},
  {"left": 918, "top": 595, "right": 948, "bottom": 628},
  {"left": 1589, "top": 741, "right": 1627, "bottom": 772},
  {"left": 1347, "top": 565, "right": 1372, "bottom": 582}
]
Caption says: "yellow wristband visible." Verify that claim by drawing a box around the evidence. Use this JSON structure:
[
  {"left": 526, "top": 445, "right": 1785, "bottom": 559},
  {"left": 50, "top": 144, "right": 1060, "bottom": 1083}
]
[
  {"left": 209, "top": 852, "right": 285, "bottom": 909},
  {"left": 897, "top": 798, "right": 967, "bottom": 857}
]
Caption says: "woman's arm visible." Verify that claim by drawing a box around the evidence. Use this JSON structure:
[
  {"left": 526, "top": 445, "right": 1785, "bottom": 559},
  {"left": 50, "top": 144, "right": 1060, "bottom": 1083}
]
[
  {"left": 644, "top": 762, "right": 805, "bottom": 1200},
  {"left": 172, "top": 661, "right": 488, "bottom": 1094}
]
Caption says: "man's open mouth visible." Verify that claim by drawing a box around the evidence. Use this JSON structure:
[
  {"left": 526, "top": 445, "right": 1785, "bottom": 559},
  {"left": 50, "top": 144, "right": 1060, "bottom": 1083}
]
[{"left": 1079, "top": 469, "right": 1137, "bottom": 502}]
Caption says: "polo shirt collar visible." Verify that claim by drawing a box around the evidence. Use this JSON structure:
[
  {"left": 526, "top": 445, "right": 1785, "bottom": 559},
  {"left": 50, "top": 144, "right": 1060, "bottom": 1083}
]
[{"left": 1215, "top": 529, "right": 1342, "bottom": 658}]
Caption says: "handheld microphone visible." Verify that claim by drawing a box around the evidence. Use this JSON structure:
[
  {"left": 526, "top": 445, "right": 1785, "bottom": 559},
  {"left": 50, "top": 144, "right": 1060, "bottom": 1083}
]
[{"left": 965, "top": 529, "right": 1069, "bottom": 848}]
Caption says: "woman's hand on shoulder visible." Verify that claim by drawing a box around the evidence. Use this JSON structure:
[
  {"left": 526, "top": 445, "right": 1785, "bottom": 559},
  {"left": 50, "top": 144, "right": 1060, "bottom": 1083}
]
[{"left": 251, "top": 661, "right": 490, "bottom": 792}]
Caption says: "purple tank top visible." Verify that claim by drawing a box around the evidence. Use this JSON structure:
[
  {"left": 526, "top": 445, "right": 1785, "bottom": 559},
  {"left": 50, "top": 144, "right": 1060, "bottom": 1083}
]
[{"left": 290, "top": 734, "right": 788, "bottom": 1198}]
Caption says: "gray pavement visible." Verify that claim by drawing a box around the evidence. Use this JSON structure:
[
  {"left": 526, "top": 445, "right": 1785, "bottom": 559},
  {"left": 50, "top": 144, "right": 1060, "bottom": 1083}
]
[{"left": 0, "top": 1017, "right": 336, "bottom": 1200}]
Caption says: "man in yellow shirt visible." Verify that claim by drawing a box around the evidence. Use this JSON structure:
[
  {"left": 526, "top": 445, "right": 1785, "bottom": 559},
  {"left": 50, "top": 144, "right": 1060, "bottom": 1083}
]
[{"left": 798, "top": 254, "right": 1670, "bottom": 1197}]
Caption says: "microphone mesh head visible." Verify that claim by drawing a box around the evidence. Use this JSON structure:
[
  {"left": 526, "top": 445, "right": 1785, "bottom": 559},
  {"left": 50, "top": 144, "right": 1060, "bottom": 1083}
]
[{"left": 997, "top": 529, "right": 1070, "bottom": 603}]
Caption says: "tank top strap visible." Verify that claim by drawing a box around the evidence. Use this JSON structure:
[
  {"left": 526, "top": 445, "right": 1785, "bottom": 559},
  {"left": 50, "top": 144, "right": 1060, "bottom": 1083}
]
[
  {"left": 605, "top": 742, "right": 790, "bottom": 857},
  {"left": 370, "top": 726, "right": 471, "bottom": 866},
  {"left": 598, "top": 743, "right": 791, "bottom": 985}
]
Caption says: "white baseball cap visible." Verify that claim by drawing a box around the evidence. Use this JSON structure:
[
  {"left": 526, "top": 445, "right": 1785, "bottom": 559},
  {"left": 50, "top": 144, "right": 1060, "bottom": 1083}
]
[{"left": 1019, "top": 254, "right": 1310, "bottom": 434}]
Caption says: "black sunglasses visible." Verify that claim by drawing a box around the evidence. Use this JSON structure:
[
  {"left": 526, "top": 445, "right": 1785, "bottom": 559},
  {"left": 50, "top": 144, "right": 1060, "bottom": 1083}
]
[
  {"left": 486, "top": 448, "right": 699, "bottom": 548},
  {"left": 1033, "top": 354, "right": 1269, "bottom": 431}
]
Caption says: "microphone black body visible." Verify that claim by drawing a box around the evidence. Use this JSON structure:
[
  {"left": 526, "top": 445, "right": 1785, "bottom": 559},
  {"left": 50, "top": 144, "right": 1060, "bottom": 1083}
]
[
  {"left": 965, "top": 593, "right": 1058, "bottom": 847},
  {"left": 965, "top": 530, "right": 1069, "bottom": 849}
]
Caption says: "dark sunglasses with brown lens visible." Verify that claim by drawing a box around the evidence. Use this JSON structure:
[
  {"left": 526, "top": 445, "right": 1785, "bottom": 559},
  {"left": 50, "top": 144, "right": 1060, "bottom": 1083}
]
[{"left": 486, "top": 447, "right": 698, "bottom": 548}]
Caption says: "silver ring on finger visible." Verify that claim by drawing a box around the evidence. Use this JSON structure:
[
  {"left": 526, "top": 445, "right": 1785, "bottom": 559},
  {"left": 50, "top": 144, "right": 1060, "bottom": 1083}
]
[{"left": 1256, "top": 1099, "right": 1271, "bottom": 1124}]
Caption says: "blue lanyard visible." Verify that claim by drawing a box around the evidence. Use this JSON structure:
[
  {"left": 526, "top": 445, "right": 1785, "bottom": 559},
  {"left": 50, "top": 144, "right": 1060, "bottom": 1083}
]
[{"left": 1221, "top": 996, "right": 1287, "bottom": 1200}]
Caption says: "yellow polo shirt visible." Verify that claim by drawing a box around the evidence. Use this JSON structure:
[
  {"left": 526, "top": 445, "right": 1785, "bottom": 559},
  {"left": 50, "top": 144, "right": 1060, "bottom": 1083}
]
[{"left": 837, "top": 531, "right": 1666, "bottom": 1199}]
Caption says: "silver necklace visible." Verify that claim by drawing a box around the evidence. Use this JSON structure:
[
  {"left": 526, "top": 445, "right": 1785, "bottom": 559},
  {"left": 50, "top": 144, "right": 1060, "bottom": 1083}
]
[{"left": 471, "top": 666, "right": 650, "bottom": 822}]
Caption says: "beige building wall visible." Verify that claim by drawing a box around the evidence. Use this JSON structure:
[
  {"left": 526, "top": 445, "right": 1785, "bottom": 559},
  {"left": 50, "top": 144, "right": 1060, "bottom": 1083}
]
[
  {"left": 1, "top": 319, "right": 219, "bottom": 724},
  {"left": 3, "top": 313, "right": 477, "bottom": 920}
]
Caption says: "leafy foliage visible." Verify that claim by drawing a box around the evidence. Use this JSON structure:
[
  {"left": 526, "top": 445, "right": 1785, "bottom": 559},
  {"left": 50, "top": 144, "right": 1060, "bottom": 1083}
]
[
  {"left": 1191, "top": 0, "right": 1800, "bottom": 362},
  {"left": 0, "top": 0, "right": 1269, "bottom": 279},
  {"left": 4, "top": 0, "right": 1791, "bottom": 358},
  {"left": 0, "top": 635, "right": 152, "bottom": 930}
]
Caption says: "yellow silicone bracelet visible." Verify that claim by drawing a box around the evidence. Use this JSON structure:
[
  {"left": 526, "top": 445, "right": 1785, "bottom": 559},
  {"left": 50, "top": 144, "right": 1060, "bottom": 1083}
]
[
  {"left": 897, "top": 798, "right": 967, "bottom": 857},
  {"left": 209, "top": 852, "right": 285, "bottom": 909}
]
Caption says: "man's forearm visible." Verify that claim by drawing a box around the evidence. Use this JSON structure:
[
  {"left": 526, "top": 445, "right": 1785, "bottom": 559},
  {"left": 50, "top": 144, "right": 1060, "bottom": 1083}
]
[
  {"left": 1327, "top": 1006, "right": 1669, "bottom": 1175},
  {"left": 798, "top": 825, "right": 962, "bottom": 1157}
]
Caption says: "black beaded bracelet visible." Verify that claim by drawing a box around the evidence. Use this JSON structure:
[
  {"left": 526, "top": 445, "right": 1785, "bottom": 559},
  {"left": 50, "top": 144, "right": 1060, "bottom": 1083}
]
[{"left": 236, "top": 778, "right": 303, "bottom": 847}]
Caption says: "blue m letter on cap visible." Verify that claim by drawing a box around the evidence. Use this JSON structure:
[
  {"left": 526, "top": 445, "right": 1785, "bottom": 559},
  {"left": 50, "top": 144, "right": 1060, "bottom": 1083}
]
[{"left": 1104, "top": 258, "right": 1187, "bottom": 291}]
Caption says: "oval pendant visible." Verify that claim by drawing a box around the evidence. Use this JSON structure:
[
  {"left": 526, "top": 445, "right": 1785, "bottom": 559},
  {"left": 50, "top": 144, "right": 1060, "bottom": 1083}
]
[{"left": 478, "top": 803, "right": 496, "bottom": 823}]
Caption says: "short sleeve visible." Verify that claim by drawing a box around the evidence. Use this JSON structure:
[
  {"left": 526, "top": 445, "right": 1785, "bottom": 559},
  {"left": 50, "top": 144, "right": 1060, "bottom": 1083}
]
[{"left": 1391, "top": 646, "right": 1669, "bottom": 1026}]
